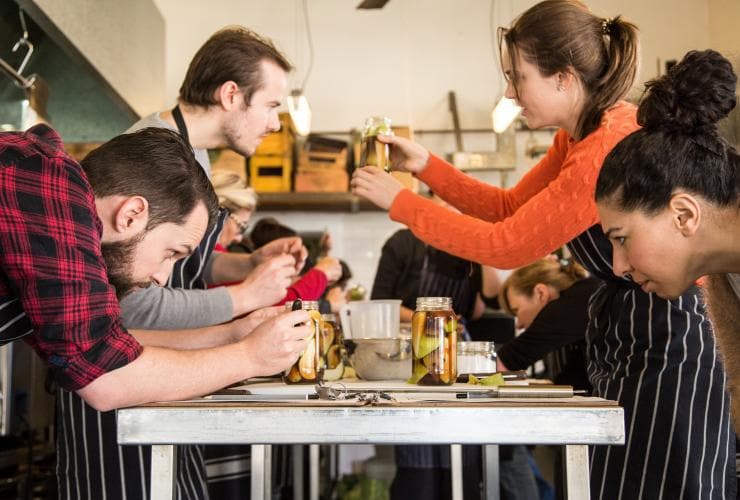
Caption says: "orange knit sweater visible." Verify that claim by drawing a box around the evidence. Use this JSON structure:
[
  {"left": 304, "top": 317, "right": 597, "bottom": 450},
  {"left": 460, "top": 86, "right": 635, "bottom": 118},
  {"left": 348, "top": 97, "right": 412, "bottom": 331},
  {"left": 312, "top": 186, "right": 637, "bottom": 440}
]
[{"left": 388, "top": 101, "right": 639, "bottom": 269}]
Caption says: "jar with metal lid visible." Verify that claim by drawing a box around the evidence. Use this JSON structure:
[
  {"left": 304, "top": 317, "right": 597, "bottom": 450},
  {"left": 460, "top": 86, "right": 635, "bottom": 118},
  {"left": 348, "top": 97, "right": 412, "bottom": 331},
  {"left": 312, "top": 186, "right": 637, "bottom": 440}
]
[
  {"left": 284, "top": 300, "right": 324, "bottom": 384},
  {"left": 359, "top": 116, "right": 394, "bottom": 172},
  {"left": 410, "top": 297, "right": 457, "bottom": 385},
  {"left": 456, "top": 341, "right": 497, "bottom": 375}
]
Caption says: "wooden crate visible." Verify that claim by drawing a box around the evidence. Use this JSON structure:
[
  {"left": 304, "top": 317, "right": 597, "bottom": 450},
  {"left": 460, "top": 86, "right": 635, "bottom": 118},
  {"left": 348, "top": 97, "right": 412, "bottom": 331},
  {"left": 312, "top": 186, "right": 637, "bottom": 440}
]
[
  {"left": 254, "top": 113, "right": 295, "bottom": 156},
  {"left": 294, "top": 166, "right": 349, "bottom": 192},
  {"left": 297, "top": 149, "right": 347, "bottom": 172},
  {"left": 249, "top": 155, "right": 292, "bottom": 193}
]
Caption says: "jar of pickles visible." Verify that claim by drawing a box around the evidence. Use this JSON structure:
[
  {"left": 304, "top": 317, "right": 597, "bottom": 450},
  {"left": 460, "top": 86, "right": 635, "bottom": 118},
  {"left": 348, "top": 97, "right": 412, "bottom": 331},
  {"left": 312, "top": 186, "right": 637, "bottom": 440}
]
[
  {"left": 410, "top": 297, "right": 457, "bottom": 385},
  {"left": 284, "top": 300, "right": 324, "bottom": 384},
  {"left": 359, "top": 116, "right": 394, "bottom": 172},
  {"left": 320, "top": 313, "right": 348, "bottom": 381}
]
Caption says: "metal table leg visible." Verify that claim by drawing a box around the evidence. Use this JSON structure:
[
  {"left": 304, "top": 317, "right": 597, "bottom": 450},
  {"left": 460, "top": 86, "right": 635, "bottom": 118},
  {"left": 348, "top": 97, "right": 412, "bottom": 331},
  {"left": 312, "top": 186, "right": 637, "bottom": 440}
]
[
  {"left": 309, "top": 444, "right": 320, "bottom": 500},
  {"left": 565, "top": 445, "right": 590, "bottom": 499},
  {"left": 483, "top": 444, "right": 500, "bottom": 500},
  {"left": 450, "top": 444, "right": 463, "bottom": 500},
  {"left": 293, "top": 444, "right": 304, "bottom": 500},
  {"left": 251, "top": 444, "right": 267, "bottom": 500},
  {"left": 264, "top": 445, "right": 273, "bottom": 500},
  {"left": 150, "top": 445, "right": 176, "bottom": 500}
]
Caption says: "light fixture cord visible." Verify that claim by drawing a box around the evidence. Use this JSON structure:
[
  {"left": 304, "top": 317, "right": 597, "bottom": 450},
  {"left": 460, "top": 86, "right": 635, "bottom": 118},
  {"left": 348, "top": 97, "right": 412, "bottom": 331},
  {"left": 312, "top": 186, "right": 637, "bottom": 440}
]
[{"left": 300, "top": 0, "right": 315, "bottom": 93}]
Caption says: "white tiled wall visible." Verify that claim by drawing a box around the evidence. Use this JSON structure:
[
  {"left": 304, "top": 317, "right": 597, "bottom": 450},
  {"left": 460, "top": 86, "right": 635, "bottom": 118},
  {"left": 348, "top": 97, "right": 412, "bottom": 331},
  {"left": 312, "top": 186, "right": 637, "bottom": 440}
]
[{"left": 253, "top": 211, "right": 405, "bottom": 295}]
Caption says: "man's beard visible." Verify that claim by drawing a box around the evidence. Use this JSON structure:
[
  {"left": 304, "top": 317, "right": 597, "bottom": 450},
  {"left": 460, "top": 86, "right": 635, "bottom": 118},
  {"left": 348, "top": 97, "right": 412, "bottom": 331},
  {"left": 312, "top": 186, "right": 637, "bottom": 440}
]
[{"left": 100, "top": 233, "right": 151, "bottom": 299}]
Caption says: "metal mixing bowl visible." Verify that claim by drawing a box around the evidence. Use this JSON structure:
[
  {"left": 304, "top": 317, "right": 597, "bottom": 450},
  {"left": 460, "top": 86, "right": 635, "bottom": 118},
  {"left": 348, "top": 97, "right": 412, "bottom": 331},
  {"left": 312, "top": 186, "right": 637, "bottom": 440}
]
[{"left": 343, "top": 337, "right": 412, "bottom": 380}]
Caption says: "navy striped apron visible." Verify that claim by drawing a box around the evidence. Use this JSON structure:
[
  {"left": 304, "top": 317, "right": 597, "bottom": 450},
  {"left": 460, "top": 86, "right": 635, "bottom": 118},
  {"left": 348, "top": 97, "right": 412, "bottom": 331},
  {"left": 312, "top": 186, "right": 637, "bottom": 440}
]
[
  {"left": 568, "top": 224, "right": 735, "bottom": 499},
  {"left": 56, "top": 106, "right": 225, "bottom": 500}
]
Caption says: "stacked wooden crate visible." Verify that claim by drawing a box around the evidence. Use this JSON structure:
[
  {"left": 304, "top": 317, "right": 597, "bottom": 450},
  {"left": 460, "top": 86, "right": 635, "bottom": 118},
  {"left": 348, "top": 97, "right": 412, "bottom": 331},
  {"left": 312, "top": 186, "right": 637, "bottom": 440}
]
[
  {"left": 248, "top": 113, "right": 294, "bottom": 192},
  {"left": 294, "top": 135, "right": 349, "bottom": 192}
]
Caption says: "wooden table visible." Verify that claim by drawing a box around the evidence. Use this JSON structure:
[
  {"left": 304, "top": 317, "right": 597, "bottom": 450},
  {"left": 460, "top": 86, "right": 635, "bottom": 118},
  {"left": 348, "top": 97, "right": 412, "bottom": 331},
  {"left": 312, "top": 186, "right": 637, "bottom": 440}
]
[{"left": 117, "top": 384, "right": 623, "bottom": 500}]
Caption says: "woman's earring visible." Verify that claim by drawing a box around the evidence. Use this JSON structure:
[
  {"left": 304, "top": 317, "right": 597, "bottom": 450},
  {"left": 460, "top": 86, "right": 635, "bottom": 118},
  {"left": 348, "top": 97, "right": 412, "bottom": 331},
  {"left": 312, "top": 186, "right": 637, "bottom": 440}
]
[{"left": 557, "top": 84, "right": 565, "bottom": 92}]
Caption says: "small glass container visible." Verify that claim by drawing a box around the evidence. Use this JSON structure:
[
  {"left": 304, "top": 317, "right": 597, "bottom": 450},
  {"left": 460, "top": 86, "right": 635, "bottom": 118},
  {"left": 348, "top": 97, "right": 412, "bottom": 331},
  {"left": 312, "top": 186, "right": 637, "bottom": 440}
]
[
  {"left": 284, "top": 300, "right": 324, "bottom": 384},
  {"left": 359, "top": 116, "right": 394, "bottom": 172},
  {"left": 456, "top": 341, "right": 497, "bottom": 375},
  {"left": 411, "top": 297, "right": 457, "bottom": 385}
]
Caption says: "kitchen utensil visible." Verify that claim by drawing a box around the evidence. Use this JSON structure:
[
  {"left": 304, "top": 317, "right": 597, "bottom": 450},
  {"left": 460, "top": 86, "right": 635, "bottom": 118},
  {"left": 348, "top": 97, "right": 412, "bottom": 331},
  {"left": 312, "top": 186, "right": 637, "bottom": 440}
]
[{"left": 339, "top": 299, "right": 401, "bottom": 340}]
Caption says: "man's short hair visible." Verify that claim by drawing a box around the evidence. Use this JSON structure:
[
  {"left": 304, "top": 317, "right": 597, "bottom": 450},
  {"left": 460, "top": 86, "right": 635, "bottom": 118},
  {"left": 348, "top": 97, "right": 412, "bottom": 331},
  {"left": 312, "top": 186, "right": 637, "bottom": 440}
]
[
  {"left": 81, "top": 127, "right": 220, "bottom": 232},
  {"left": 179, "top": 26, "right": 292, "bottom": 108}
]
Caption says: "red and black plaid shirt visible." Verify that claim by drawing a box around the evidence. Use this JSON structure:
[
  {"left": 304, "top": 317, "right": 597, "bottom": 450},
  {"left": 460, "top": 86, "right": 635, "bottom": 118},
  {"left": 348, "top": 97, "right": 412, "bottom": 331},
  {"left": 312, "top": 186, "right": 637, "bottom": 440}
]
[{"left": 0, "top": 125, "right": 142, "bottom": 391}]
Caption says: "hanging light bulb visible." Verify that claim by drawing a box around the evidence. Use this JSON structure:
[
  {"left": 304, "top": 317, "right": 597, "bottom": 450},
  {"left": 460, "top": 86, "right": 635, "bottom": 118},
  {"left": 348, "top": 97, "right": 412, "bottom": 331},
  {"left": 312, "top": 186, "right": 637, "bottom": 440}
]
[
  {"left": 288, "top": 0, "right": 314, "bottom": 136},
  {"left": 287, "top": 89, "right": 312, "bottom": 136},
  {"left": 491, "top": 96, "right": 521, "bottom": 134}
]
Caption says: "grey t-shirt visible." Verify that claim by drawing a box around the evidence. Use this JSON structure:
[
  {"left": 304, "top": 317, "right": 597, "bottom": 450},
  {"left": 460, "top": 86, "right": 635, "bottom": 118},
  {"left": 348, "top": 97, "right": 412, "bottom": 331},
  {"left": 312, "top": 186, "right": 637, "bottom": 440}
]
[{"left": 118, "top": 112, "right": 233, "bottom": 329}]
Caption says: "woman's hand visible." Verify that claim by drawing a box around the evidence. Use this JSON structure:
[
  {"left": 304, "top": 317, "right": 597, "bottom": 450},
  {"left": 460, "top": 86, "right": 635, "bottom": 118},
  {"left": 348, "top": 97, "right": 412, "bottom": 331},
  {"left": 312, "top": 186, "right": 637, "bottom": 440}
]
[
  {"left": 377, "top": 134, "right": 430, "bottom": 174},
  {"left": 351, "top": 166, "right": 406, "bottom": 211}
]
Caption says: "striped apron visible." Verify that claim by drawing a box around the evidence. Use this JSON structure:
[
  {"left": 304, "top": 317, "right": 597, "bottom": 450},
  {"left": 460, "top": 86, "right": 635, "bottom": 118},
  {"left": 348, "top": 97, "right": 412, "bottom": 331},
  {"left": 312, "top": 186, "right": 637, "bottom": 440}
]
[
  {"left": 55, "top": 211, "right": 227, "bottom": 499},
  {"left": 568, "top": 224, "right": 736, "bottom": 499}
]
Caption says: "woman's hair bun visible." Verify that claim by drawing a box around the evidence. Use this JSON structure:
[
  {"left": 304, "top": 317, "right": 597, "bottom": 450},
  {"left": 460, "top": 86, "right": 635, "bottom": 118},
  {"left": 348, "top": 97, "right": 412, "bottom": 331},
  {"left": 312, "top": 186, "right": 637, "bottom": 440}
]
[{"left": 638, "top": 49, "right": 737, "bottom": 131}]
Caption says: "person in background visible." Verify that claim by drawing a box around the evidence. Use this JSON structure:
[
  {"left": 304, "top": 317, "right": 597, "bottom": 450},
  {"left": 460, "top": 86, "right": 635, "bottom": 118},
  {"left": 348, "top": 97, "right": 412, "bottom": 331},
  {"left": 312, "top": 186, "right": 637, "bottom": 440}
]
[
  {"left": 212, "top": 169, "right": 258, "bottom": 251},
  {"left": 595, "top": 50, "right": 740, "bottom": 480},
  {"left": 371, "top": 193, "right": 499, "bottom": 329},
  {"left": 498, "top": 257, "right": 596, "bottom": 391},
  {"left": 57, "top": 26, "right": 309, "bottom": 500},
  {"left": 250, "top": 217, "right": 343, "bottom": 304},
  {"left": 352, "top": 1, "right": 735, "bottom": 497},
  {"left": 321, "top": 259, "right": 353, "bottom": 314},
  {"left": 0, "top": 126, "right": 310, "bottom": 498}
]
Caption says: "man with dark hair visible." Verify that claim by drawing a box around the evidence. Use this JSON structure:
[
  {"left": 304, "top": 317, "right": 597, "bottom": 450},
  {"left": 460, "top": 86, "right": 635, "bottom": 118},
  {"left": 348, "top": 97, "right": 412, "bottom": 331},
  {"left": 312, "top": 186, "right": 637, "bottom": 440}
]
[
  {"left": 56, "top": 26, "right": 306, "bottom": 499},
  {"left": 0, "top": 125, "right": 310, "bottom": 497}
]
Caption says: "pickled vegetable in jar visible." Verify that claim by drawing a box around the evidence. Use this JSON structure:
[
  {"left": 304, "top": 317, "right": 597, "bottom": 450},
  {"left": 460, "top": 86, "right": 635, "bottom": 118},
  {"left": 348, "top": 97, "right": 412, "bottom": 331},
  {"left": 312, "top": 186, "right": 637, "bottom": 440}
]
[
  {"left": 284, "top": 300, "right": 324, "bottom": 384},
  {"left": 359, "top": 116, "right": 394, "bottom": 172},
  {"left": 320, "top": 313, "right": 348, "bottom": 381},
  {"left": 410, "top": 297, "right": 457, "bottom": 385}
]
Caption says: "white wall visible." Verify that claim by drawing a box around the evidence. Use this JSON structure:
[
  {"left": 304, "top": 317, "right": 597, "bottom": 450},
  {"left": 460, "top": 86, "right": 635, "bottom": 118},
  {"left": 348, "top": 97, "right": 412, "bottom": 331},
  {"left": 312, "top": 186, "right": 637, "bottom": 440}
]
[
  {"left": 151, "top": 0, "right": 725, "bottom": 291},
  {"left": 153, "top": 0, "right": 712, "bottom": 136},
  {"left": 32, "top": 0, "right": 165, "bottom": 117}
]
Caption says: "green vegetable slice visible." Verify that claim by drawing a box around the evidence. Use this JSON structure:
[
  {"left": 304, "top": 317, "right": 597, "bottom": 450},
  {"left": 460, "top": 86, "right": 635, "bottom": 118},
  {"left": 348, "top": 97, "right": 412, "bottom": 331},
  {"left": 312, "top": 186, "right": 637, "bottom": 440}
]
[
  {"left": 414, "top": 336, "right": 442, "bottom": 359},
  {"left": 407, "top": 364, "right": 429, "bottom": 384}
]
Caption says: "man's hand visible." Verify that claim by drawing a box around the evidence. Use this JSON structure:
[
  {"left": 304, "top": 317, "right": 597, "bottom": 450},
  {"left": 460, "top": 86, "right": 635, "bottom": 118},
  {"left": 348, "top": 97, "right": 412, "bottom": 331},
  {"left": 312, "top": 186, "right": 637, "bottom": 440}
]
[
  {"left": 240, "top": 309, "right": 312, "bottom": 376},
  {"left": 228, "top": 254, "right": 296, "bottom": 315},
  {"left": 229, "top": 306, "right": 284, "bottom": 342},
  {"left": 251, "top": 237, "right": 307, "bottom": 274},
  {"left": 314, "top": 256, "right": 342, "bottom": 283}
]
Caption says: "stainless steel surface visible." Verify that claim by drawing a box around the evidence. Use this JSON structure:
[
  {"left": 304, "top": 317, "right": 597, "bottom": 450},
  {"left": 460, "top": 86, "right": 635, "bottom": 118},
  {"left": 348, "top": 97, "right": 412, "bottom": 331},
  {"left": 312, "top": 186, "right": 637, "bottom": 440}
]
[{"left": 120, "top": 400, "right": 623, "bottom": 500}]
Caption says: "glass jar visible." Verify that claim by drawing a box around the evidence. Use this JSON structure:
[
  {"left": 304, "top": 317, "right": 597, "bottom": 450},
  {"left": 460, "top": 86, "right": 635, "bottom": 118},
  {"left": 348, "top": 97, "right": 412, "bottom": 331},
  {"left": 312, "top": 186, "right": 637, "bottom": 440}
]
[
  {"left": 456, "top": 341, "right": 497, "bottom": 375},
  {"left": 321, "top": 313, "right": 350, "bottom": 381},
  {"left": 284, "top": 300, "right": 324, "bottom": 384},
  {"left": 411, "top": 297, "right": 457, "bottom": 385},
  {"left": 359, "top": 116, "right": 394, "bottom": 172}
]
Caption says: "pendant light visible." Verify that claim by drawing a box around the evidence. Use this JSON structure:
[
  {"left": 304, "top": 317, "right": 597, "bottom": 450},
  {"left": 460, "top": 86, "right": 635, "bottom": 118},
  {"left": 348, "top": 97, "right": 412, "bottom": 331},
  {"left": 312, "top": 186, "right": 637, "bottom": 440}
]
[
  {"left": 288, "top": 0, "right": 314, "bottom": 136},
  {"left": 491, "top": 96, "right": 521, "bottom": 133}
]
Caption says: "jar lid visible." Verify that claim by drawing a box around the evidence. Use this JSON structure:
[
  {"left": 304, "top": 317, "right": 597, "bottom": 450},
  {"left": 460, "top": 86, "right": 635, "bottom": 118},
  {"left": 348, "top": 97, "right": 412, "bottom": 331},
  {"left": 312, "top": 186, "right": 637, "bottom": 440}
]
[
  {"left": 415, "top": 296, "right": 452, "bottom": 310},
  {"left": 457, "top": 341, "right": 495, "bottom": 354}
]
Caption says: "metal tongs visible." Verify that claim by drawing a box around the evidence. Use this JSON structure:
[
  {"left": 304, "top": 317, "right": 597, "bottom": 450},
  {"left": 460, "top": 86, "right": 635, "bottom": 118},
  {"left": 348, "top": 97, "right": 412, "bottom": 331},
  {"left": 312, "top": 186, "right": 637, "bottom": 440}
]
[{"left": 314, "top": 382, "right": 395, "bottom": 404}]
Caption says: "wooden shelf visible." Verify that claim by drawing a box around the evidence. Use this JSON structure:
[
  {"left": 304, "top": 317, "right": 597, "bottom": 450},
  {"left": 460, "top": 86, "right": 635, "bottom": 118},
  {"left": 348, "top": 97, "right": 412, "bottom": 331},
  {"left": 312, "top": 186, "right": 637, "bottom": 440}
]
[{"left": 256, "top": 192, "right": 384, "bottom": 212}]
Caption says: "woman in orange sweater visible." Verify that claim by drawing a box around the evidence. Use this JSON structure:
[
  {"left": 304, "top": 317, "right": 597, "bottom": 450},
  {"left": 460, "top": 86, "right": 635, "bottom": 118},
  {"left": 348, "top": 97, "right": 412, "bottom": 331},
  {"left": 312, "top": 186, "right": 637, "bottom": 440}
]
[{"left": 352, "top": 1, "right": 734, "bottom": 498}]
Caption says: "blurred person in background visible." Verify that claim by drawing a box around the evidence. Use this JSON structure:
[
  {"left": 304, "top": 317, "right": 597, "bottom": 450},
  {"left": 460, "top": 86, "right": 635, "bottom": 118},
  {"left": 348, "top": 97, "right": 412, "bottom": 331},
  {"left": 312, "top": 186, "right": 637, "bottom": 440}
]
[{"left": 212, "top": 169, "right": 258, "bottom": 252}]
